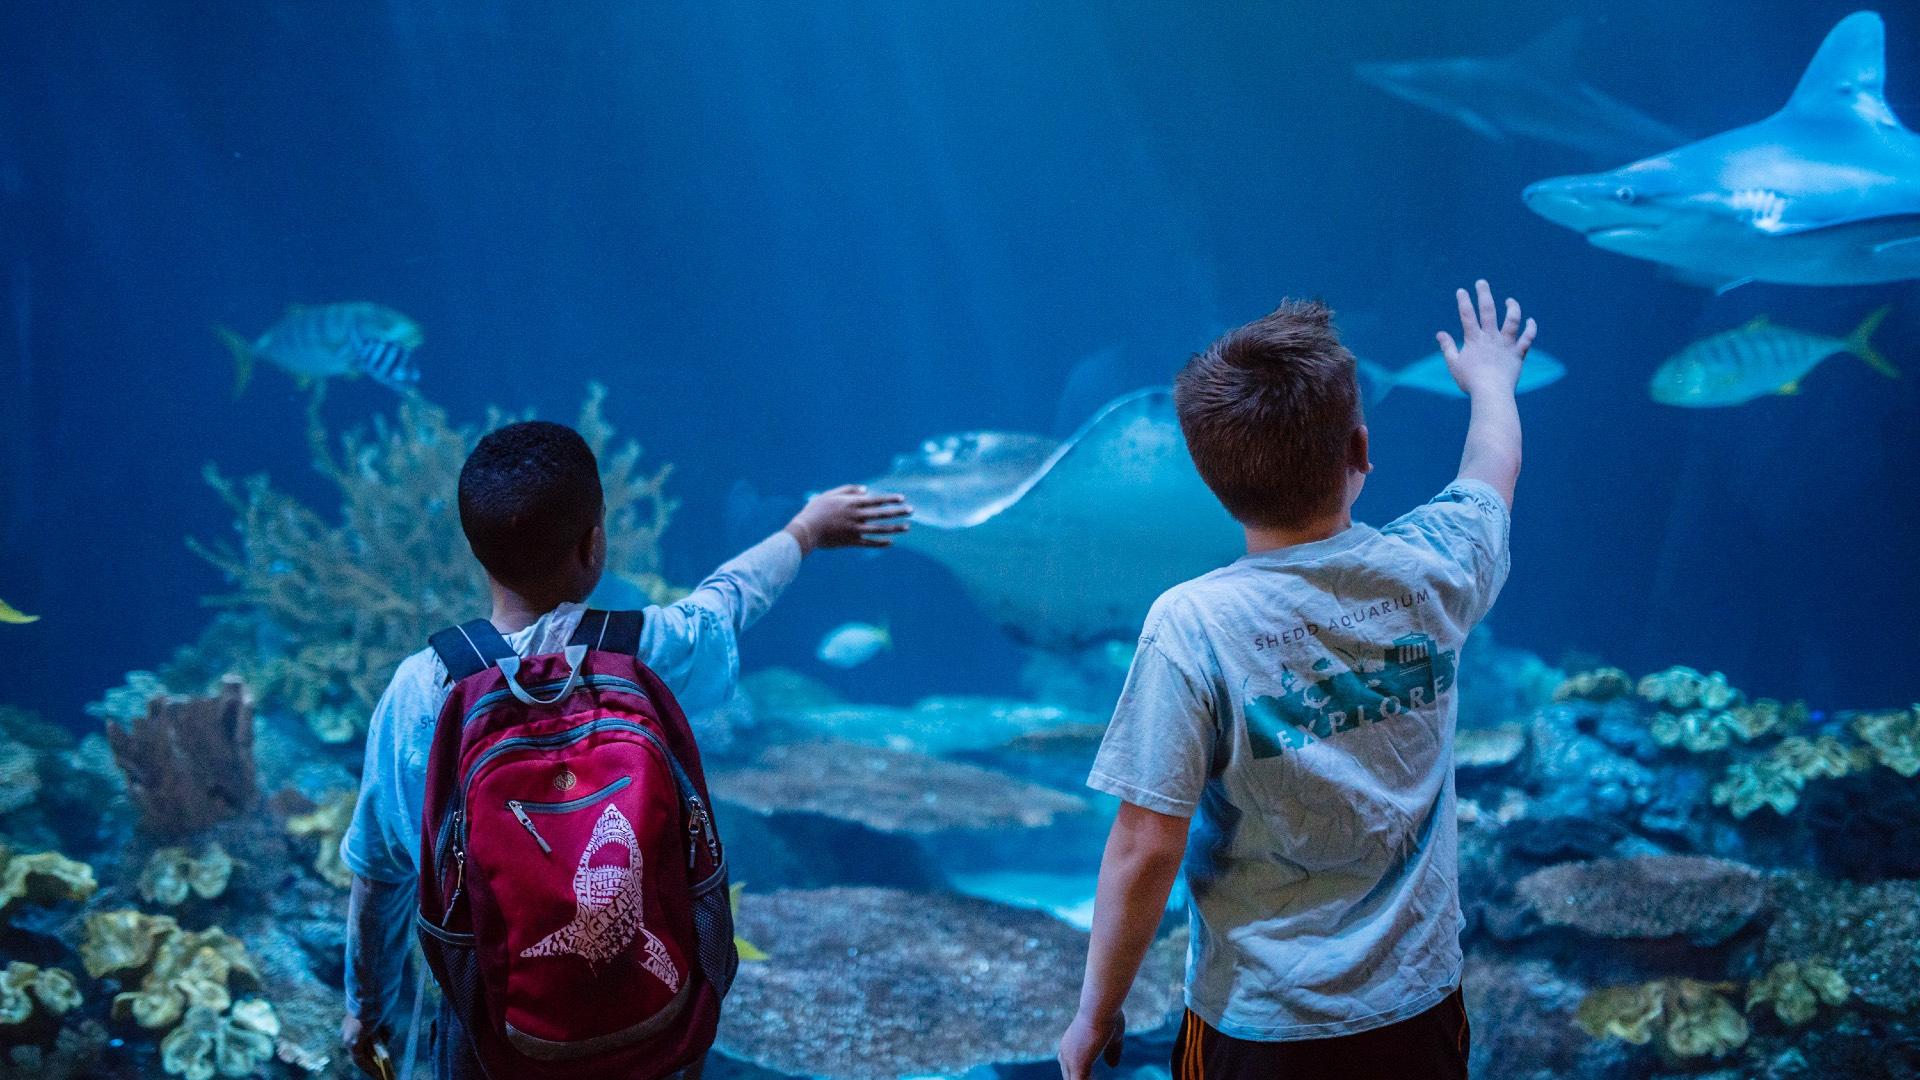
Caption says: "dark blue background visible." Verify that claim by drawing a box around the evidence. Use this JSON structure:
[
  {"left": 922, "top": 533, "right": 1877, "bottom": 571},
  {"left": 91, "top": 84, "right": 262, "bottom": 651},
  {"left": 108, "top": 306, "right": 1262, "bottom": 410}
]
[{"left": 2, "top": 0, "right": 1916, "bottom": 723}]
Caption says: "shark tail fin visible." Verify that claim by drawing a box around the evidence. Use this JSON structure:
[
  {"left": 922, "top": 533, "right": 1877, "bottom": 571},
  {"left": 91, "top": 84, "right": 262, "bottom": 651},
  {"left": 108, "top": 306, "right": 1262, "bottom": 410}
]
[
  {"left": 1846, "top": 305, "right": 1899, "bottom": 379},
  {"left": 216, "top": 326, "right": 255, "bottom": 398},
  {"left": 1356, "top": 359, "right": 1396, "bottom": 407}
]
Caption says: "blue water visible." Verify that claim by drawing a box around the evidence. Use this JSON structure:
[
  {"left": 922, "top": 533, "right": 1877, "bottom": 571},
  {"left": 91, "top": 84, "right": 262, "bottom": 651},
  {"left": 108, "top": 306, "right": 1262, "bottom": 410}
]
[{"left": 2, "top": 3, "right": 1919, "bottom": 1077}]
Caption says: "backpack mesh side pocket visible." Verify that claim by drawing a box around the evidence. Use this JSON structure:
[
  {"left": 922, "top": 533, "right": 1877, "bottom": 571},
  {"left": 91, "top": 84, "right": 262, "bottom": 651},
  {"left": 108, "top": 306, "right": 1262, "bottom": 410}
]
[{"left": 689, "top": 867, "right": 739, "bottom": 999}]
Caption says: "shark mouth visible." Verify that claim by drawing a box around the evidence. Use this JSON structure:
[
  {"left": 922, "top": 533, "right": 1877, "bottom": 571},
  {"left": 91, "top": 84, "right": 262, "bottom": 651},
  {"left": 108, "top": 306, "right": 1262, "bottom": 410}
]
[{"left": 521, "top": 803, "right": 681, "bottom": 992}]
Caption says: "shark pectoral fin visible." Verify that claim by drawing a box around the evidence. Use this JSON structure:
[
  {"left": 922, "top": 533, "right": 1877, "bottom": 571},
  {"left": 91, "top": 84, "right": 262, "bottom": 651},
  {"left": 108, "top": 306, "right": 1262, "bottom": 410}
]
[
  {"left": 1714, "top": 278, "right": 1755, "bottom": 297},
  {"left": 1776, "top": 381, "right": 1801, "bottom": 396},
  {"left": 1848, "top": 305, "right": 1899, "bottom": 379},
  {"left": 1455, "top": 110, "right": 1506, "bottom": 142}
]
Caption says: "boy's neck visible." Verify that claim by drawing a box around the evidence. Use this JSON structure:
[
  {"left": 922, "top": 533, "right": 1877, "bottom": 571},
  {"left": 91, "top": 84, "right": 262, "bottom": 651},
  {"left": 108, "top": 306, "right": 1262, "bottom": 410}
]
[
  {"left": 1243, "top": 508, "right": 1354, "bottom": 556},
  {"left": 488, "top": 582, "right": 575, "bottom": 635}
]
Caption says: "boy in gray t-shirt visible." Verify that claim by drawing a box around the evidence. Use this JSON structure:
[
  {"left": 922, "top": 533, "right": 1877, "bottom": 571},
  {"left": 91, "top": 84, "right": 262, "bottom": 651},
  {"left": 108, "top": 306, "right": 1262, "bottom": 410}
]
[{"left": 1059, "top": 281, "right": 1536, "bottom": 1080}]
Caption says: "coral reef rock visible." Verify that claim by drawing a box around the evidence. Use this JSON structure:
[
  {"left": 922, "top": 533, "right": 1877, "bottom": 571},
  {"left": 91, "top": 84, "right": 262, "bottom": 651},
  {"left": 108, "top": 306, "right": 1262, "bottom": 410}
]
[
  {"left": 1554, "top": 667, "right": 1635, "bottom": 703},
  {"left": 284, "top": 791, "right": 354, "bottom": 889},
  {"left": 712, "top": 741, "right": 1087, "bottom": 834},
  {"left": 717, "top": 887, "right": 1182, "bottom": 1079},
  {"left": 1464, "top": 956, "right": 1628, "bottom": 1080},
  {"left": 1515, "top": 854, "right": 1766, "bottom": 944},
  {"left": 0, "top": 848, "right": 96, "bottom": 918},
  {"left": 185, "top": 385, "right": 676, "bottom": 740},
  {"left": 158, "top": 999, "right": 279, "bottom": 1080},
  {"left": 105, "top": 678, "right": 258, "bottom": 837},
  {"left": 1576, "top": 977, "right": 1749, "bottom": 1059},
  {"left": 1638, "top": 666, "right": 1742, "bottom": 711},
  {"left": 1764, "top": 872, "right": 1920, "bottom": 1013},
  {"left": 0, "top": 962, "right": 81, "bottom": 1028},
  {"left": 137, "top": 844, "right": 235, "bottom": 907},
  {"left": 0, "top": 738, "right": 39, "bottom": 817},
  {"left": 1455, "top": 723, "right": 1527, "bottom": 770},
  {"left": 1747, "top": 959, "right": 1848, "bottom": 1026},
  {"left": 1852, "top": 705, "right": 1920, "bottom": 776}
]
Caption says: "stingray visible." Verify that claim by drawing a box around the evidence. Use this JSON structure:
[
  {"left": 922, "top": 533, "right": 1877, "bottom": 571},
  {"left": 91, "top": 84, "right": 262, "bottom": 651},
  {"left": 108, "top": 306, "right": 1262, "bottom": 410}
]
[
  {"left": 1524, "top": 12, "right": 1920, "bottom": 287},
  {"left": 874, "top": 388, "right": 1244, "bottom": 650}
]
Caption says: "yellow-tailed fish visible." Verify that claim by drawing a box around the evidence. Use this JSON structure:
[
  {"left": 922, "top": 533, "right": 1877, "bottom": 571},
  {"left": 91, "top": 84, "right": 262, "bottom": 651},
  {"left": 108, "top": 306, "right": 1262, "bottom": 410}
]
[
  {"left": 0, "top": 597, "right": 38, "bottom": 624},
  {"left": 216, "top": 302, "right": 423, "bottom": 397},
  {"left": 1651, "top": 307, "right": 1898, "bottom": 407}
]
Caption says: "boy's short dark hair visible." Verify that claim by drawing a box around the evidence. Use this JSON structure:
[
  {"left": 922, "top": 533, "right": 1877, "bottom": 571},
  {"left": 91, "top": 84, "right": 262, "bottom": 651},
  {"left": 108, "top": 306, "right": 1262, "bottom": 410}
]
[
  {"left": 458, "top": 421, "right": 603, "bottom": 588},
  {"left": 1174, "top": 299, "right": 1361, "bottom": 529}
]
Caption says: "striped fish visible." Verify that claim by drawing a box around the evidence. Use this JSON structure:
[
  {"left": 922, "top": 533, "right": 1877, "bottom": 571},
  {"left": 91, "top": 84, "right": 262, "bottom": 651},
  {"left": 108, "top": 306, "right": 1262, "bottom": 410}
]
[
  {"left": 217, "top": 302, "right": 423, "bottom": 396},
  {"left": 1650, "top": 307, "right": 1898, "bottom": 407}
]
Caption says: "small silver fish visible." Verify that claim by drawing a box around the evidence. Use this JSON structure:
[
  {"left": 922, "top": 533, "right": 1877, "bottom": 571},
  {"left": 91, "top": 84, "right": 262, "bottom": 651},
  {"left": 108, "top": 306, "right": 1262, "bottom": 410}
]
[
  {"left": 217, "top": 302, "right": 424, "bottom": 396},
  {"left": 1358, "top": 350, "right": 1566, "bottom": 404},
  {"left": 816, "top": 622, "right": 892, "bottom": 669},
  {"left": 1650, "top": 308, "right": 1898, "bottom": 408}
]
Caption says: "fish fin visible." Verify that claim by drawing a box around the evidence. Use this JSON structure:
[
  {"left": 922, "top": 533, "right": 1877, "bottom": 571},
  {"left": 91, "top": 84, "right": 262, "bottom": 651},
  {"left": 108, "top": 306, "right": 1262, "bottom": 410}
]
[
  {"left": 1776, "top": 381, "right": 1801, "bottom": 396},
  {"left": 1782, "top": 12, "right": 1891, "bottom": 125},
  {"left": 1355, "top": 359, "right": 1396, "bottom": 407},
  {"left": 1454, "top": 110, "right": 1507, "bottom": 142},
  {"left": 1874, "top": 235, "right": 1920, "bottom": 255},
  {"left": 1714, "top": 277, "right": 1755, "bottom": 296},
  {"left": 216, "top": 325, "right": 254, "bottom": 398},
  {"left": 1847, "top": 305, "right": 1899, "bottom": 379},
  {"left": 0, "top": 598, "right": 38, "bottom": 625}
]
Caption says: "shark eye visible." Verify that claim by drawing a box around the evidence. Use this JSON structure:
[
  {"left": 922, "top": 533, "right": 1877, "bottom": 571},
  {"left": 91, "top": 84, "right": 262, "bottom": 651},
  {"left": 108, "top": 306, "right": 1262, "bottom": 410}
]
[{"left": 1613, "top": 187, "right": 1637, "bottom": 204}]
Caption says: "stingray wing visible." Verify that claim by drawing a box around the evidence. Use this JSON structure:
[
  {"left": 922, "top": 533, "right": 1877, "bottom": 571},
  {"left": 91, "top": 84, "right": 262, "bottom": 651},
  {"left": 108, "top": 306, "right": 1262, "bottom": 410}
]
[{"left": 883, "top": 389, "right": 1243, "bottom": 650}]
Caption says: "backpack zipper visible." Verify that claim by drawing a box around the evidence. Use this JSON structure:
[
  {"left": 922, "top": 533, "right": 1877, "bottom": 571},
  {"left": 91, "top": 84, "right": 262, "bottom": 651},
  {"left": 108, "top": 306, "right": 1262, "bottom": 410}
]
[
  {"left": 505, "top": 776, "right": 634, "bottom": 855},
  {"left": 462, "top": 674, "right": 648, "bottom": 728}
]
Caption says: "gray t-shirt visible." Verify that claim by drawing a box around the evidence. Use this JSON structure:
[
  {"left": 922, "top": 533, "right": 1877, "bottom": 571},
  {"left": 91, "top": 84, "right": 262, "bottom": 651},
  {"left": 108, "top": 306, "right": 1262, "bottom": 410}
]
[{"left": 1089, "top": 480, "right": 1510, "bottom": 1041}]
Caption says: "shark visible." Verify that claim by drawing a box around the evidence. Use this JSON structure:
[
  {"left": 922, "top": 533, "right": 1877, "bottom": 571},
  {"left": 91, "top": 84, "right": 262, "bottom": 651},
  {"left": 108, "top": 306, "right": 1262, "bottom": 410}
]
[
  {"left": 1355, "top": 20, "right": 1691, "bottom": 162},
  {"left": 871, "top": 389, "right": 1243, "bottom": 651},
  {"left": 1523, "top": 11, "right": 1920, "bottom": 287}
]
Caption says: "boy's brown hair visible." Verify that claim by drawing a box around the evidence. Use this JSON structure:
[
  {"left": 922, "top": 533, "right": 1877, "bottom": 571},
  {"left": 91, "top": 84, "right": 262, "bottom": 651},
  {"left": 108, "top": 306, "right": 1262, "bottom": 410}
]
[{"left": 1174, "top": 299, "right": 1361, "bottom": 529}]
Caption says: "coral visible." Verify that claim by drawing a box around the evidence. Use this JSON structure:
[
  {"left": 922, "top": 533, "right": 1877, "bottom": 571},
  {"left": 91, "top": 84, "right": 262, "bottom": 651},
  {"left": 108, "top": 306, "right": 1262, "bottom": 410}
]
[
  {"left": 0, "top": 738, "right": 38, "bottom": 817},
  {"left": 110, "top": 925, "right": 260, "bottom": 1031},
  {"left": 1455, "top": 724, "right": 1527, "bottom": 769},
  {"left": 1765, "top": 873, "right": 1920, "bottom": 1013},
  {"left": 158, "top": 1000, "right": 279, "bottom": 1080},
  {"left": 718, "top": 887, "right": 1183, "bottom": 1078},
  {"left": 0, "top": 848, "right": 97, "bottom": 919},
  {"left": 84, "top": 671, "right": 170, "bottom": 725},
  {"left": 185, "top": 385, "right": 676, "bottom": 741},
  {"left": 137, "top": 845, "right": 235, "bottom": 907},
  {"left": 1554, "top": 667, "right": 1634, "bottom": 703},
  {"left": 104, "top": 678, "right": 257, "bottom": 837},
  {"left": 285, "top": 791, "right": 354, "bottom": 889},
  {"left": 1712, "top": 756, "right": 1805, "bottom": 818},
  {"left": 710, "top": 741, "right": 1087, "bottom": 834},
  {"left": 1515, "top": 855, "right": 1766, "bottom": 943},
  {"left": 0, "top": 963, "right": 81, "bottom": 1027},
  {"left": 1723, "top": 697, "right": 1807, "bottom": 741},
  {"left": 1638, "top": 666, "right": 1742, "bottom": 711},
  {"left": 1576, "top": 977, "right": 1748, "bottom": 1059},
  {"left": 80, "top": 910, "right": 181, "bottom": 979},
  {"left": 1649, "top": 708, "right": 1738, "bottom": 752},
  {"left": 1747, "top": 960, "right": 1848, "bottom": 1026},
  {"left": 1852, "top": 706, "right": 1920, "bottom": 776},
  {"left": 3, "top": 1019, "right": 108, "bottom": 1078}
]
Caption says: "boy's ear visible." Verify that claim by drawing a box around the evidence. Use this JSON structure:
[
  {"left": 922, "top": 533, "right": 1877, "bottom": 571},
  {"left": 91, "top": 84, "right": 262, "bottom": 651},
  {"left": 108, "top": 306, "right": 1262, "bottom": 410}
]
[
  {"left": 1351, "top": 425, "right": 1373, "bottom": 474},
  {"left": 581, "top": 522, "right": 607, "bottom": 569}
]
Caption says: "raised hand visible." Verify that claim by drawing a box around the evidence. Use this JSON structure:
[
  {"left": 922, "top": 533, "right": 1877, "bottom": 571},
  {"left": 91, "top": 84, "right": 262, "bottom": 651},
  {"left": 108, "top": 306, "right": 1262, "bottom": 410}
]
[
  {"left": 1435, "top": 279, "right": 1537, "bottom": 397},
  {"left": 785, "top": 484, "right": 913, "bottom": 554}
]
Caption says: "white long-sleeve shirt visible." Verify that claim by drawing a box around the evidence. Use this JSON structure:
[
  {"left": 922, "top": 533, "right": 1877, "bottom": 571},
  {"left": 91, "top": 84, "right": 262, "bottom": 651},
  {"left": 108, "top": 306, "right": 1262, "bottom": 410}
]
[{"left": 341, "top": 531, "right": 802, "bottom": 1022}]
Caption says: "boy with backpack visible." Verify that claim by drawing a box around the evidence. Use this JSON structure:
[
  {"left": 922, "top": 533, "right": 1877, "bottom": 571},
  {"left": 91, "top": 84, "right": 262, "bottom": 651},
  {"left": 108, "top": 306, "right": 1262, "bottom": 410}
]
[
  {"left": 1059, "top": 282, "right": 1534, "bottom": 1079},
  {"left": 340, "top": 419, "right": 910, "bottom": 1079}
]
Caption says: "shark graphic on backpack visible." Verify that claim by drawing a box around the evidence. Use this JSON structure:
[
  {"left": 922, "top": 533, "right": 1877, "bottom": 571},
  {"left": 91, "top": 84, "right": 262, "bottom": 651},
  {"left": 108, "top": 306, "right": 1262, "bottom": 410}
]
[{"left": 416, "top": 609, "right": 736, "bottom": 1079}]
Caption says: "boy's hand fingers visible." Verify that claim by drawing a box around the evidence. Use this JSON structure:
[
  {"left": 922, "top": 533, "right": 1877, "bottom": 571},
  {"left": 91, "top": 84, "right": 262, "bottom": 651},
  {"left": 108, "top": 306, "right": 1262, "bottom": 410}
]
[
  {"left": 854, "top": 536, "right": 895, "bottom": 548},
  {"left": 1475, "top": 279, "right": 1496, "bottom": 332},
  {"left": 1516, "top": 317, "right": 1538, "bottom": 356},
  {"left": 1500, "top": 297, "right": 1522, "bottom": 338},
  {"left": 859, "top": 506, "right": 912, "bottom": 523},
  {"left": 861, "top": 521, "right": 911, "bottom": 535},
  {"left": 855, "top": 493, "right": 908, "bottom": 508},
  {"left": 1454, "top": 288, "right": 1476, "bottom": 337},
  {"left": 1436, "top": 331, "right": 1459, "bottom": 363}
]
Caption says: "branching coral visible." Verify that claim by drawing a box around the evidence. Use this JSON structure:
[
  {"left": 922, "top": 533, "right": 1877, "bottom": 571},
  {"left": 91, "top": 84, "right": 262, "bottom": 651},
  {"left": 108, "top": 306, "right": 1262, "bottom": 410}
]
[
  {"left": 0, "top": 847, "right": 97, "bottom": 919},
  {"left": 1554, "top": 667, "right": 1635, "bottom": 703},
  {"left": 103, "top": 679, "right": 257, "bottom": 837},
  {"left": 137, "top": 845, "right": 234, "bottom": 907},
  {"left": 285, "top": 791, "right": 355, "bottom": 889},
  {"left": 0, "top": 962, "right": 82, "bottom": 1028},
  {"left": 1576, "top": 977, "right": 1748, "bottom": 1059},
  {"left": 1853, "top": 706, "right": 1920, "bottom": 776},
  {"left": 1747, "top": 960, "right": 1848, "bottom": 1026},
  {"left": 183, "top": 385, "right": 678, "bottom": 742},
  {"left": 158, "top": 999, "right": 278, "bottom": 1080}
]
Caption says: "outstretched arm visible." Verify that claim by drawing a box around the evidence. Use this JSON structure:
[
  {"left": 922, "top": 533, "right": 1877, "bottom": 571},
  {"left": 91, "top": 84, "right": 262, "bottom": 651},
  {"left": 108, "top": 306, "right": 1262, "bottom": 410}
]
[
  {"left": 1059, "top": 802, "right": 1188, "bottom": 1080},
  {"left": 1435, "top": 279, "right": 1536, "bottom": 507}
]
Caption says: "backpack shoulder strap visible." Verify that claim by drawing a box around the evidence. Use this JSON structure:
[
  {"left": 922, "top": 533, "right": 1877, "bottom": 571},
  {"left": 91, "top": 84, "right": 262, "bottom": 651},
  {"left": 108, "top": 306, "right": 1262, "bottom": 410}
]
[
  {"left": 568, "top": 608, "right": 645, "bottom": 655},
  {"left": 428, "top": 618, "right": 516, "bottom": 682}
]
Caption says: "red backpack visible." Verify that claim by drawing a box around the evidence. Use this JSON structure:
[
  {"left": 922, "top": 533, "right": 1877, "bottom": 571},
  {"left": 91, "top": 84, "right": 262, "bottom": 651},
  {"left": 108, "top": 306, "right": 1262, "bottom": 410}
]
[{"left": 416, "top": 609, "right": 735, "bottom": 1079}]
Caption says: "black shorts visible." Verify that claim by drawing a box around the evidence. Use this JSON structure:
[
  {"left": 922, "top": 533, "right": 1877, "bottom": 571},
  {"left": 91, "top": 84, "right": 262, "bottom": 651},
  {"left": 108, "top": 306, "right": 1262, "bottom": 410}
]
[{"left": 1171, "top": 989, "right": 1470, "bottom": 1080}]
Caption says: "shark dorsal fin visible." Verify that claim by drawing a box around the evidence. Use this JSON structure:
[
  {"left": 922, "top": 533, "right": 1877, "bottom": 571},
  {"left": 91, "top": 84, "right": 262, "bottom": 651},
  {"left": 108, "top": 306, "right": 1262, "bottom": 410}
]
[
  {"left": 1515, "top": 18, "right": 1583, "bottom": 68},
  {"left": 1784, "top": 11, "right": 1895, "bottom": 126}
]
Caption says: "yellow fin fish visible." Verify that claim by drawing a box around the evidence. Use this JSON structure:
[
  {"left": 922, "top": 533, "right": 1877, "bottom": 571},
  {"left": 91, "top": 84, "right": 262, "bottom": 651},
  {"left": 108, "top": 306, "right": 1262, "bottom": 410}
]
[
  {"left": 730, "top": 883, "right": 770, "bottom": 962},
  {"left": 0, "top": 597, "right": 38, "bottom": 624},
  {"left": 1651, "top": 306, "right": 1898, "bottom": 407}
]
